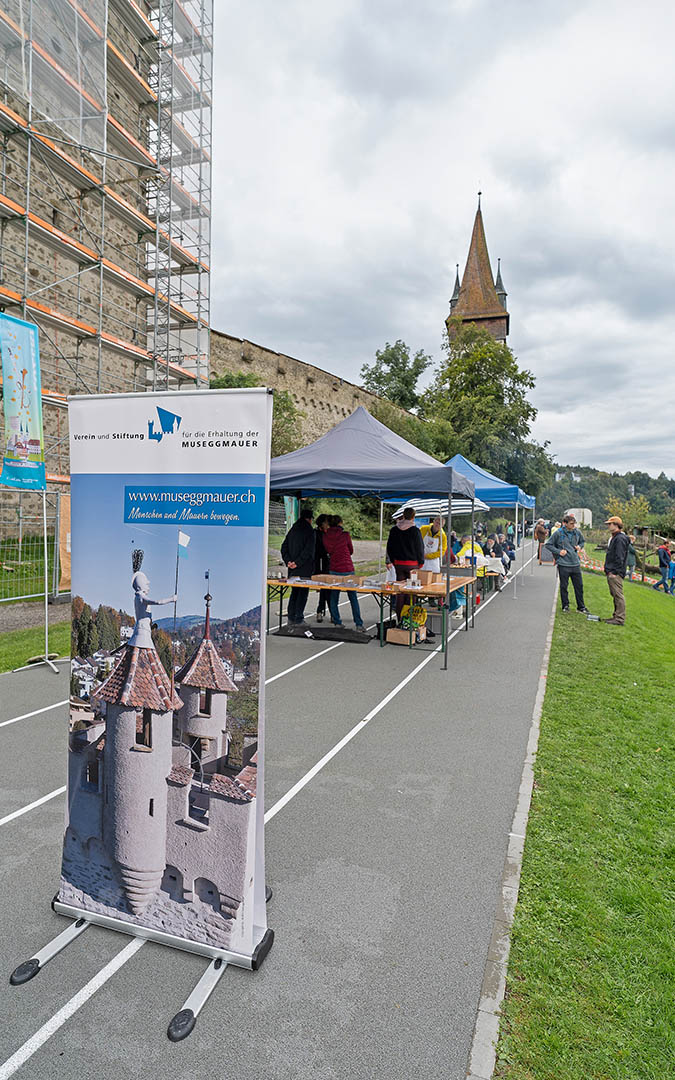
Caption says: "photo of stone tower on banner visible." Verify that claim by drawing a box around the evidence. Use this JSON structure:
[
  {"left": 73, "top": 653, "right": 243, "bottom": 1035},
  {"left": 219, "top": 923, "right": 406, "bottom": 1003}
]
[{"left": 58, "top": 388, "right": 273, "bottom": 962}]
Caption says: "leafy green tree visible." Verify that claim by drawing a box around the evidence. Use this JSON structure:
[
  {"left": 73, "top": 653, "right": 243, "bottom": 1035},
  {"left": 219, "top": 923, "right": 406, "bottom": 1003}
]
[
  {"left": 605, "top": 494, "right": 651, "bottom": 528},
  {"left": 368, "top": 400, "right": 456, "bottom": 462},
  {"left": 152, "top": 627, "right": 174, "bottom": 678},
  {"left": 210, "top": 370, "right": 304, "bottom": 456},
  {"left": 422, "top": 320, "right": 553, "bottom": 494},
  {"left": 95, "top": 606, "right": 119, "bottom": 652},
  {"left": 360, "top": 340, "right": 432, "bottom": 411}
]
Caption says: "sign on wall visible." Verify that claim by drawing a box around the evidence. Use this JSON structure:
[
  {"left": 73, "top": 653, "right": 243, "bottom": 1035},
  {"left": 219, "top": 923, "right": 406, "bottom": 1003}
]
[
  {"left": 58, "top": 388, "right": 273, "bottom": 963},
  {"left": 0, "top": 313, "right": 46, "bottom": 490}
]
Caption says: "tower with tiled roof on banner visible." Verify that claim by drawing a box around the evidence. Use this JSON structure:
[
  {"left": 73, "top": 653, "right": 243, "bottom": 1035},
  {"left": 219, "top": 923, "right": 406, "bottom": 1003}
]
[
  {"left": 174, "top": 581, "right": 238, "bottom": 776},
  {"left": 95, "top": 565, "right": 180, "bottom": 915},
  {"left": 447, "top": 194, "right": 509, "bottom": 343}
]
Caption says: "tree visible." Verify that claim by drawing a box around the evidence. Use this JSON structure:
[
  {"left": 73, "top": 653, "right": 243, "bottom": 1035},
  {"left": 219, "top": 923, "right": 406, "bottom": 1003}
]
[
  {"left": 360, "top": 340, "right": 432, "bottom": 411},
  {"left": 422, "top": 320, "right": 553, "bottom": 495},
  {"left": 368, "top": 400, "right": 456, "bottom": 462},
  {"left": 210, "top": 370, "right": 304, "bottom": 456},
  {"left": 605, "top": 494, "right": 651, "bottom": 529},
  {"left": 152, "top": 627, "right": 174, "bottom": 678}
]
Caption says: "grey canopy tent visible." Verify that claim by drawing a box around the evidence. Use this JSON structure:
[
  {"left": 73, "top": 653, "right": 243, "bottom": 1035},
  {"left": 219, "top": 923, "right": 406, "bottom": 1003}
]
[
  {"left": 270, "top": 407, "right": 474, "bottom": 500},
  {"left": 270, "top": 407, "right": 476, "bottom": 668}
]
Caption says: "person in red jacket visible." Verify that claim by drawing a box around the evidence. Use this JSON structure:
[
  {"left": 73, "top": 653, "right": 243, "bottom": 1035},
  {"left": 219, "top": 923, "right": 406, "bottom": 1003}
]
[{"left": 322, "top": 516, "right": 364, "bottom": 628}]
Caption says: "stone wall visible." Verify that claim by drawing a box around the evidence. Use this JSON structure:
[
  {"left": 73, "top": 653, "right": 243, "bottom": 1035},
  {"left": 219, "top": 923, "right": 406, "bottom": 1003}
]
[{"left": 210, "top": 329, "right": 409, "bottom": 442}]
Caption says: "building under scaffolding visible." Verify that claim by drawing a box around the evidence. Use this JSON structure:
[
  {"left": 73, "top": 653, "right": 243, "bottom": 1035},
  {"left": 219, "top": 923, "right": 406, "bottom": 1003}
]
[{"left": 0, "top": 0, "right": 213, "bottom": 483}]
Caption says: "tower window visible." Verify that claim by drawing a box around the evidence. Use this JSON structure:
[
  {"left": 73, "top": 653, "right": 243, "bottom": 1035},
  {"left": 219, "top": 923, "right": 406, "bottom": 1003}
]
[
  {"left": 85, "top": 759, "right": 99, "bottom": 789},
  {"left": 136, "top": 708, "right": 152, "bottom": 748},
  {"left": 199, "top": 689, "right": 212, "bottom": 715},
  {"left": 149, "top": 798, "right": 154, "bottom": 817}
]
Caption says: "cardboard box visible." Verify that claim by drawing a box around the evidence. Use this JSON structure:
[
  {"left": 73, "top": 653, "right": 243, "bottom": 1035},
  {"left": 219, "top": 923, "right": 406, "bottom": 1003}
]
[
  {"left": 386, "top": 625, "right": 427, "bottom": 646},
  {"left": 311, "top": 574, "right": 366, "bottom": 586},
  {"left": 417, "top": 570, "right": 435, "bottom": 585}
]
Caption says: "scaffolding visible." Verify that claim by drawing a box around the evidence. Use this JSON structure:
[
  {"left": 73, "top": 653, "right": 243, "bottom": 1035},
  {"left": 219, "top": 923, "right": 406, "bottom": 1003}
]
[{"left": 0, "top": 0, "right": 213, "bottom": 482}]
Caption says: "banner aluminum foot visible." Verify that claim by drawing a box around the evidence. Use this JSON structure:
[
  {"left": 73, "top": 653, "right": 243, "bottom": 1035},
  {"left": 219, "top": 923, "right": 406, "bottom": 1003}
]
[
  {"left": 10, "top": 917, "right": 89, "bottom": 985},
  {"left": 167, "top": 956, "right": 228, "bottom": 1042}
]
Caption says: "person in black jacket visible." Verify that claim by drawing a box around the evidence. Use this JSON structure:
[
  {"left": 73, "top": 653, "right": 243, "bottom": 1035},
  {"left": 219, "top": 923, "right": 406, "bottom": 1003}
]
[
  {"left": 313, "top": 513, "right": 331, "bottom": 622},
  {"left": 386, "top": 507, "right": 425, "bottom": 620},
  {"left": 280, "top": 507, "right": 316, "bottom": 625},
  {"left": 603, "top": 515, "right": 630, "bottom": 625}
]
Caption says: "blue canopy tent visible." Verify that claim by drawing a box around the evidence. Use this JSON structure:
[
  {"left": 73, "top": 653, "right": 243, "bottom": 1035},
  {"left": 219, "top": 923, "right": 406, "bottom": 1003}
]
[
  {"left": 445, "top": 453, "right": 537, "bottom": 593},
  {"left": 445, "top": 454, "right": 535, "bottom": 510},
  {"left": 270, "top": 408, "right": 476, "bottom": 668}
]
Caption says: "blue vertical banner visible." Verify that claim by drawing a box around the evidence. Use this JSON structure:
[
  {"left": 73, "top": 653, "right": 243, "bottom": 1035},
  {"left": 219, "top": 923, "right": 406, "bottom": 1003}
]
[{"left": 0, "top": 313, "right": 46, "bottom": 490}]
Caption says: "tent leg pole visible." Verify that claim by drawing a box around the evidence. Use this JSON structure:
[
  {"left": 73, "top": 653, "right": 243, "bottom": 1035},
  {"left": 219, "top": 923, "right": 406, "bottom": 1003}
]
[
  {"left": 444, "top": 493, "right": 451, "bottom": 670},
  {"left": 513, "top": 504, "right": 518, "bottom": 599},
  {"left": 379, "top": 501, "right": 383, "bottom": 578}
]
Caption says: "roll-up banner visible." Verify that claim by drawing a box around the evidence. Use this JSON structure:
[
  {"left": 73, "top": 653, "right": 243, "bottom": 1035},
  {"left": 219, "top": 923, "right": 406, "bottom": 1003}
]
[
  {"left": 0, "top": 312, "right": 46, "bottom": 491},
  {"left": 57, "top": 389, "right": 273, "bottom": 965}
]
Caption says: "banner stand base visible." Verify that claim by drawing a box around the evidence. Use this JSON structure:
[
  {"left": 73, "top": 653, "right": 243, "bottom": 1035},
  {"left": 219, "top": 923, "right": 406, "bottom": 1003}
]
[
  {"left": 10, "top": 893, "right": 274, "bottom": 1041},
  {"left": 10, "top": 916, "right": 89, "bottom": 985},
  {"left": 12, "top": 655, "right": 60, "bottom": 675}
]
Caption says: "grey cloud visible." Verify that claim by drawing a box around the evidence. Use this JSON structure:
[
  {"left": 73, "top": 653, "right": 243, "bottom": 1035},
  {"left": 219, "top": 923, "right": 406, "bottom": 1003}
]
[{"left": 211, "top": 0, "right": 675, "bottom": 477}]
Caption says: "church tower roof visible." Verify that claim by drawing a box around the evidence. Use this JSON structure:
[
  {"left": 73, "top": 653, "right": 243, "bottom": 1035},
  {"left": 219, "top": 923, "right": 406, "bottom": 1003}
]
[
  {"left": 175, "top": 589, "right": 238, "bottom": 693},
  {"left": 446, "top": 195, "right": 509, "bottom": 340}
]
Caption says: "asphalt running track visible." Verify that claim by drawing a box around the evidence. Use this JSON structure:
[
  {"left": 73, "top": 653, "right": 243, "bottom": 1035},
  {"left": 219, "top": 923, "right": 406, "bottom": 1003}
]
[{"left": 0, "top": 548, "right": 556, "bottom": 1080}]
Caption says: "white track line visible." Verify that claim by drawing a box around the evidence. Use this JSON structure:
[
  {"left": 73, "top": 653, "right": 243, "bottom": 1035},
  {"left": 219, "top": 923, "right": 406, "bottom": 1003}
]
[
  {"left": 0, "top": 939, "right": 145, "bottom": 1080},
  {"left": 0, "top": 558, "right": 534, "bottom": 1074},
  {"left": 0, "top": 699, "right": 68, "bottom": 729},
  {"left": 265, "top": 555, "right": 534, "bottom": 822},
  {"left": 265, "top": 617, "right": 378, "bottom": 685},
  {"left": 0, "top": 787, "right": 67, "bottom": 828}
]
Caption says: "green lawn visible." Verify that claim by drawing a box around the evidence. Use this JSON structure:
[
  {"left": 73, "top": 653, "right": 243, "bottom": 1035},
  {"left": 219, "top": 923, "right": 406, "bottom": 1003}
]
[
  {"left": 496, "top": 573, "right": 674, "bottom": 1080},
  {"left": 0, "top": 621, "right": 70, "bottom": 673},
  {"left": 0, "top": 535, "right": 57, "bottom": 601}
]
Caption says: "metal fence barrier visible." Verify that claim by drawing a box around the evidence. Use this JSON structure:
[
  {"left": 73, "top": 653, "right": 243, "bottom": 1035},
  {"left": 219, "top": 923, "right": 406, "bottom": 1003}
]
[{"left": 0, "top": 489, "right": 70, "bottom": 604}]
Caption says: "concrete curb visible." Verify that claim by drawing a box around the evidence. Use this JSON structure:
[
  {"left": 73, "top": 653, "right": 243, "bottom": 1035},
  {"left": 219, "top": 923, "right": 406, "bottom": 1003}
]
[{"left": 466, "top": 582, "right": 559, "bottom": 1080}]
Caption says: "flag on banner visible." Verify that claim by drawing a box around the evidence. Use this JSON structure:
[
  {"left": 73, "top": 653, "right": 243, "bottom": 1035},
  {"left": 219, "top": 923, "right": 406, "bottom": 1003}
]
[
  {"left": 0, "top": 312, "right": 46, "bottom": 490},
  {"left": 178, "top": 530, "right": 190, "bottom": 558}
]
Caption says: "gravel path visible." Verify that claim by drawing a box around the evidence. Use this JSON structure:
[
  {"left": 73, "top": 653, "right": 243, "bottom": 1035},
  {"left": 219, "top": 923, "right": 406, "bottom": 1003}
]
[{"left": 0, "top": 599, "right": 71, "bottom": 634}]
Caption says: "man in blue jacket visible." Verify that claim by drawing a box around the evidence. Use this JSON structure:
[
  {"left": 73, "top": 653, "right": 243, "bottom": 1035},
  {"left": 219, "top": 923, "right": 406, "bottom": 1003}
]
[{"left": 544, "top": 513, "right": 590, "bottom": 614}]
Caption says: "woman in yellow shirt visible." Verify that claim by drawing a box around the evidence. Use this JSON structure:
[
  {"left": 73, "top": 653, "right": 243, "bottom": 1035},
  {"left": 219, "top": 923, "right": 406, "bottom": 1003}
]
[{"left": 419, "top": 516, "right": 447, "bottom": 573}]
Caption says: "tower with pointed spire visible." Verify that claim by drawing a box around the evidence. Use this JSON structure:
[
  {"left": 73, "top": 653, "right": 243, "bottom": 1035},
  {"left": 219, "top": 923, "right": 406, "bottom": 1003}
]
[{"left": 447, "top": 194, "right": 509, "bottom": 343}]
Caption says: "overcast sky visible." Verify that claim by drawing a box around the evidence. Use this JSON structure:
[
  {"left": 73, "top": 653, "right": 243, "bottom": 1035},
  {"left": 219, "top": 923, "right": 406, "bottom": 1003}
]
[{"left": 211, "top": 0, "right": 675, "bottom": 477}]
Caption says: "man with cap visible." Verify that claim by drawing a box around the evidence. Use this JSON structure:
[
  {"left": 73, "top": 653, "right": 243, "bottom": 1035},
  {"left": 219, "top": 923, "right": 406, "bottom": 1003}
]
[
  {"left": 544, "top": 513, "right": 590, "bottom": 614},
  {"left": 603, "top": 516, "right": 630, "bottom": 625}
]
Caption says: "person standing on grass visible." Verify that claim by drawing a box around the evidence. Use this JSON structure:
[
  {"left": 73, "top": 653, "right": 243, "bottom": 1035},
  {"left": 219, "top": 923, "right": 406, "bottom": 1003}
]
[
  {"left": 626, "top": 535, "right": 637, "bottom": 581},
  {"left": 544, "top": 513, "right": 590, "bottom": 614},
  {"left": 603, "top": 516, "right": 630, "bottom": 625},
  {"left": 652, "top": 541, "right": 671, "bottom": 593},
  {"left": 280, "top": 507, "right": 316, "bottom": 626},
  {"left": 668, "top": 555, "right": 675, "bottom": 595}
]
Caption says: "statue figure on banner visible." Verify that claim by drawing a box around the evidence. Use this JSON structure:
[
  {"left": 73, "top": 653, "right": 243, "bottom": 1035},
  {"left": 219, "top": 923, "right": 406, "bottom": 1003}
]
[{"left": 128, "top": 569, "right": 176, "bottom": 648}]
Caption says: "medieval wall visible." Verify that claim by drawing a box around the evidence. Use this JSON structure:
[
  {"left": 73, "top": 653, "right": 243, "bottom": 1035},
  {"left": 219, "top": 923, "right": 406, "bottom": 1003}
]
[{"left": 210, "top": 329, "right": 409, "bottom": 443}]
